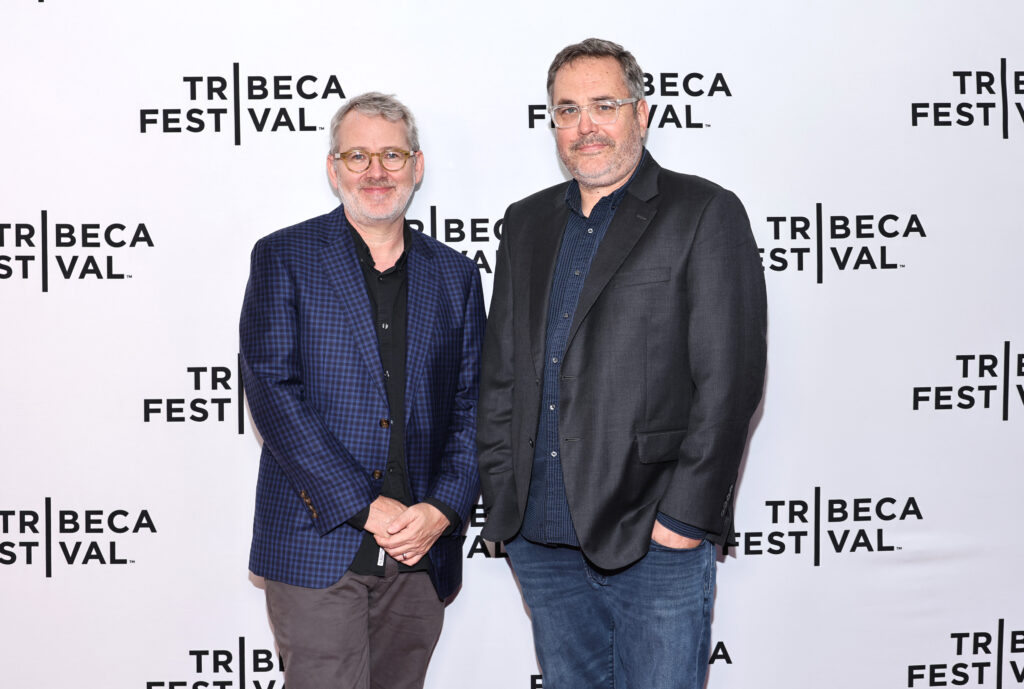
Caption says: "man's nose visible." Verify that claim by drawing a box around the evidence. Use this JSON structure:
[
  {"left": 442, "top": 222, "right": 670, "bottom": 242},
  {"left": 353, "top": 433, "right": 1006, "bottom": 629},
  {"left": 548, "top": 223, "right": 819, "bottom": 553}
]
[
  {"left": 366, "top": 153, "right": 388, "bottom": 174},
  {"left": 577, "top": 107, "right": 598, "bottom": 134}
]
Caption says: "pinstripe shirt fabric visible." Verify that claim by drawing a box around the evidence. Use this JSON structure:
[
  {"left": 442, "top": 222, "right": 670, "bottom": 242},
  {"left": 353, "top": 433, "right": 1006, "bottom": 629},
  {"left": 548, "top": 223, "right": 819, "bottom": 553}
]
[
  {"left": 520, "top": 179, "right": 627, "bottom": 546},
  {"left": 240, "top": 205, "right": 484, "bottom": 599}
]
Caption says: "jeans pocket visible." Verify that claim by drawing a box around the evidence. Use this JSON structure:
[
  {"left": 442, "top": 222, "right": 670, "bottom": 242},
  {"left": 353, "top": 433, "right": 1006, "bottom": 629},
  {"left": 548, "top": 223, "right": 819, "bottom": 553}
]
[{"left": 649, "top": 537, "right": 705, "bottom": 553}]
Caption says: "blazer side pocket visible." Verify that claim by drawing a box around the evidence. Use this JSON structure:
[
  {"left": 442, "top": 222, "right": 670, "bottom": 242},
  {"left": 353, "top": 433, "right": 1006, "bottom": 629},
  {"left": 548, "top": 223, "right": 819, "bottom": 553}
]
[
  {"left": 608, "top": 267, "right": 670, "bottom": 288},
  {"left": 636, "top": 428, "right": 687, "bottom": 464}
]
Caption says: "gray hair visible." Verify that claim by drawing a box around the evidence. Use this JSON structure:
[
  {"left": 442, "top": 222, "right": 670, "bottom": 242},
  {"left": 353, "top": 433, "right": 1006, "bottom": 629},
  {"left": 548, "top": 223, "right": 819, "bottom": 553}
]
[
  {"left": 328, "top": 92, "right": 420, "bottom": 154},
  {"left": 546, "top": 38, "right": 645, "bottom": 104}
]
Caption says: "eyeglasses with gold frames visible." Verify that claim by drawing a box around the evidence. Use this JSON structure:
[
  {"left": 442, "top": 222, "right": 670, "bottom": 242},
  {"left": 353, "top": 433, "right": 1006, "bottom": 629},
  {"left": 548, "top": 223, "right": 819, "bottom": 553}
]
[{"left": 332, "top": 148, "right": 416, "bottom": 173}]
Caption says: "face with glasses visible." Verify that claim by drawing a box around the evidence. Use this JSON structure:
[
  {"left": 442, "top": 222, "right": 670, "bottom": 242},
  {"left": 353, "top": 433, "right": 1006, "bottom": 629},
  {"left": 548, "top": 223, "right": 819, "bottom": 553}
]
[
  {"left": 327, "top": 111, "right": 424, "bottom": 232},
  {"left": 551, "top": 57, "right": 649, "bottom": 197}
]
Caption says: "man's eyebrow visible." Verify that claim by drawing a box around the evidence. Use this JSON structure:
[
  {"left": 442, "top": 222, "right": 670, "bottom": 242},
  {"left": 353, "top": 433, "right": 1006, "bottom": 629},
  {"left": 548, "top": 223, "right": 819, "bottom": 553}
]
[{"left": 555, "top": 95, "right": 617, "bottom": 106}]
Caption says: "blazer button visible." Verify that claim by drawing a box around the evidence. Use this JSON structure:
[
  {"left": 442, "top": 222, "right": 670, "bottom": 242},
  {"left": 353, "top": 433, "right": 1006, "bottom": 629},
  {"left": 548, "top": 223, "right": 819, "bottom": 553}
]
[
  {"left": 372, "top": 469, "right": 383, "bottom": 480},
  {"left": 528, "top": 438, "right": 534, "bottom": 447},
  {"left": 379, "top": 418, "right": 391, "bottom": 429}
]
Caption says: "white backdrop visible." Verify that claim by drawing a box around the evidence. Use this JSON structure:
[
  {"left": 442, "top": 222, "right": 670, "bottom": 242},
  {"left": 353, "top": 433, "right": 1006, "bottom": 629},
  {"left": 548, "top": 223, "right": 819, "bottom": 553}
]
[{"left": 2, "top": 2, "right": 1023, "bottom": 688}]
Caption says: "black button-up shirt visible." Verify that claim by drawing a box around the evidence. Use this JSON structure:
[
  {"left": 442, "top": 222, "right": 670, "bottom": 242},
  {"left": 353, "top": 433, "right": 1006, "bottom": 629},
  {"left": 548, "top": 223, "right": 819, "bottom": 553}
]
[{"left": 346, "top": 223, "right": 459, "bottom": 576}]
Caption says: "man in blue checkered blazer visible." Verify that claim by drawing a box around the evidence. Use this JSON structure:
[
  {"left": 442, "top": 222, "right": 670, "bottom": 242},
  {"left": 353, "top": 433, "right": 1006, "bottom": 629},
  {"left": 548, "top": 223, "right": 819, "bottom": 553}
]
[{"left": 240, "top": 92, "right": 484, "bottom": 689}]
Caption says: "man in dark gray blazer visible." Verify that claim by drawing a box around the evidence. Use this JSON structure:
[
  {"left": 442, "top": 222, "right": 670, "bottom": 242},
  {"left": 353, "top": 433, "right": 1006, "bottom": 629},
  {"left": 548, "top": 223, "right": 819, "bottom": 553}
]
[{"left": 477, "top": 39, "right": 766, "bottom": 689}]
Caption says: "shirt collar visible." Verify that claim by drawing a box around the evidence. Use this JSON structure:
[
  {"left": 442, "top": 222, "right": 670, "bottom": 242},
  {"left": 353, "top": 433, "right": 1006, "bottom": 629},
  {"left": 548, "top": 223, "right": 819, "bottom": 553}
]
[
  {"left": 348, "top": 219, "right": 412, "bottom": 274},
  {"left": 564, "top": 148, "right": 648, "bottom": 217}
]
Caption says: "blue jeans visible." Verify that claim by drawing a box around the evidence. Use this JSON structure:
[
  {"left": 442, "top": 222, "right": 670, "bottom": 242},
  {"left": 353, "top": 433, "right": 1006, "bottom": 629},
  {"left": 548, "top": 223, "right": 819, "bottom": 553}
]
[{"left": 505, "top": 535, "right": 716, "bottom": 689}]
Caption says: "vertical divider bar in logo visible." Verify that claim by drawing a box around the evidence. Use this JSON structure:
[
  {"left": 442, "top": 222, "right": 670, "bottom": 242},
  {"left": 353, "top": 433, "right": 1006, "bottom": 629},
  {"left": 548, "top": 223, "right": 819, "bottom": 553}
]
[
  {"left": 44, "top": 496, "right": 52, "bottom": 578},
  {"left": 997, "top": 617, "right": 1005, "bottom": 689},
  {"left": 814, "top": 203, "right": 824, "bottom": 285},
  {"left": 237, "top": 352, "right": 246, "bottom": 435},
  {"left": 40, "top": 209, "right": 49, "bottom": 293},
  {"left": 1001, "top": 58, "right": 1010, "bottom": 140},
  {"left": 233, "top": 63, "right": 242, "bottom": 147},
  {"left": 1003, "top": 340, "right": 1012, "bottom": 422},
  {"left": 237, "top": 636, "right": 247, "bottom": 687},
  {"left": 813, "top": 486, "right": 821, "bottom": 566}
]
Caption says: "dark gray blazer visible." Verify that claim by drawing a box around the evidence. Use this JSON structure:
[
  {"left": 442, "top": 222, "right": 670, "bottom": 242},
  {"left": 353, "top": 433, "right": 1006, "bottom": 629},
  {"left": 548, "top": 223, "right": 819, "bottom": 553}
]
[{"left": 477, "top": 153, "right": 767, "bottom": 570}]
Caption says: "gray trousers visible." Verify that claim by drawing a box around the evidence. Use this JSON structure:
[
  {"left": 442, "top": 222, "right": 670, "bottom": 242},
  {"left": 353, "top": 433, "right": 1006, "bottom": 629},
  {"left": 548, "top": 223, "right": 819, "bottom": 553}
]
[{"left": 264, "top": 557, "right": 444, "bottom": 689}]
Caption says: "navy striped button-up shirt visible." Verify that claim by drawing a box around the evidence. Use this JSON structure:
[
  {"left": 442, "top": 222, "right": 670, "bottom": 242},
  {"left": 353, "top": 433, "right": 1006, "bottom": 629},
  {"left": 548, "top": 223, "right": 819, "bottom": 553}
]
[
  {"left": 520, "top": 153, "right": 705, "bottom": 547},
  {"left": 520, "top": 169, "right": 631, "bottom": 546}
]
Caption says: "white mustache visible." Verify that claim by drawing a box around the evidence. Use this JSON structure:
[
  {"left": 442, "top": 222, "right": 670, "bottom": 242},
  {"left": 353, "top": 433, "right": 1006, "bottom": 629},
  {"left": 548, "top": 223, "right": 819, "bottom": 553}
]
[{"left": 359, "top": 178, "right": 396, "bottom": 190}]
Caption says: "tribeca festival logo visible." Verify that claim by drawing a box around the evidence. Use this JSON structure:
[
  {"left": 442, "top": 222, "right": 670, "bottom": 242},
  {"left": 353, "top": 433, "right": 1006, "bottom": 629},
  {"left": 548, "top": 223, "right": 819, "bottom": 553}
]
[
  {"left": 758, "top": 204, "right": 926, "bottom": 284},
  {"left": 908, "top": 620, "right": 1024, "bottom": 688},
  {"left": 528, "top": 70, "right": 732, "bottom": 129},
  {"left": 912, "top": 59, "right": 1024, "bottom": 139},
  {"left": 0, "top": 212, "right": 154, "bottom": 292},
  {"left": 143, "top": 357, "right": 247, "bottom": 434},
  {"left": 0, "top": 498, "right": 156, "bottom": 577},
  {"left": 407, "top": 205, "right": 502, "bottom": 275},
  {"left": 725, "top": 486, "right": 922, "bottom": 565},
  {"left": 912, "top": 341, "right": 1023, "bottom": 421},
  {"left": 147, "top": 637, "right": 283, "bottom": 689},
  {"left": 139, "top": 63, "right": 346, "bottom": 145}
]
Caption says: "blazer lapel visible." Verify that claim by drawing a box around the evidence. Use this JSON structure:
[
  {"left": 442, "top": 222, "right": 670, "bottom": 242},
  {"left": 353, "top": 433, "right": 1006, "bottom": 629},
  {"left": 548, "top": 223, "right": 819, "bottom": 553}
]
[
  {"left": 404, "top": 229, "right": 437, "bottom": 427},
  {"left": 564, "top": 156, "right": 661, "bottom": 354},
  {"left": 527, "top": 191, "right": 571, "bottom": 379},
  {"left": 318, "top": 209, "right": 388, "bottom": 404}
]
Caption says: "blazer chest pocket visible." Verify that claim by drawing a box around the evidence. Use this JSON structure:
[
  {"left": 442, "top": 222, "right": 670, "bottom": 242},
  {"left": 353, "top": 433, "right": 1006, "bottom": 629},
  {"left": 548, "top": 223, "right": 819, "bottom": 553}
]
[
  {"left": 609, "top": 267, "right": 670, "bottom": 288},
  {"left": 636, "top": 428, "right": 687, "bottom": 464}
]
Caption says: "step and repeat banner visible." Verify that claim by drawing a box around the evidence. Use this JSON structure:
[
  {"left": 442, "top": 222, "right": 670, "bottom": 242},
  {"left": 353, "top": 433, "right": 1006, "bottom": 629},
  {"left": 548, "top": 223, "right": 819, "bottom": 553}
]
[{"left": 2, "top": 2, "right": 1022, "bottom": 688}]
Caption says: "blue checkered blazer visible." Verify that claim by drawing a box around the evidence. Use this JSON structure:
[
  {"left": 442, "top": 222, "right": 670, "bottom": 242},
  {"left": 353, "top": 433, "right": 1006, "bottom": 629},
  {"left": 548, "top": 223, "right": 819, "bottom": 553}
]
[{"left": 240, "top": 205, "right": 484, "bottom": 599}]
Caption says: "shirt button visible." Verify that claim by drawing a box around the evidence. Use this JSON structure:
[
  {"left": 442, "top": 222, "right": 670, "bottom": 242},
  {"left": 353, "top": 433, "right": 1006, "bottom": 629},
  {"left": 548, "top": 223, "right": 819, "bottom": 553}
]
[
  {"left": 562, "top": 313, "right": 569, "bottom": 318},
  {"left": 551, "top": 451, "right": 558, "bottom": 458},
  {"left": 574, "top": 270, "right": 581, "bottom": 276},
  {"left": 379, "top": 418, "right": 391, "bottom": 428},
  {"left": 381, "top": 322, "right": 389, "bottom": 330},
  {"left": 372, "top": 469, "right": 383, "bottom": 480},
  {"left": 587, "top": 228, "right": 594, "bottom": 234},
  {"left": 549, "top": 404, "right": 556, "bottom": 411},
  {"left": 551, "top": 357, "right": 558, "bottom": 363}
]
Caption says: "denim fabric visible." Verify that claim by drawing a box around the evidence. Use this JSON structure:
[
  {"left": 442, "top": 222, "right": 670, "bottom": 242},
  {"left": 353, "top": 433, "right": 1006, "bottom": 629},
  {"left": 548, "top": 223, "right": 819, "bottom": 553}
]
[{"left": 505, "top": 536, "right": 716, "bottom": 689}]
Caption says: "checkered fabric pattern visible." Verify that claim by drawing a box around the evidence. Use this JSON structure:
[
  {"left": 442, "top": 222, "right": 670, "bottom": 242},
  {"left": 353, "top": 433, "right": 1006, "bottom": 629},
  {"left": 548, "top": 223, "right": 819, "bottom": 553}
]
[{"left": 240, "top": 205, "right": 484, "bottom": 598}]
